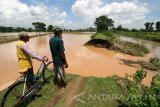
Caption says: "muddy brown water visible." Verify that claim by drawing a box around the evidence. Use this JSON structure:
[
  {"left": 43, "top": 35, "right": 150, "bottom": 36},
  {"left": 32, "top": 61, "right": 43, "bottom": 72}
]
[{"left": 0, "top": 33, "right": 159, "bottom": 90}]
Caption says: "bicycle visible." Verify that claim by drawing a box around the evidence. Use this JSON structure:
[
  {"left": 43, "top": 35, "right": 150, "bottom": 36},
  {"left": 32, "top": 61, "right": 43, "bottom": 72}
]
[{"left": 1, "top": 60, "right": 53, "bottom": 107}]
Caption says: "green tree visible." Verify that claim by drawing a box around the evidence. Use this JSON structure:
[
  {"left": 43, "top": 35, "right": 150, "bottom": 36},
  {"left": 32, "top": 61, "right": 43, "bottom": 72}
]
[
  {"left": 32, "top": 22, "right": 46, "bottom": 35},
  {"left": 156, "top": 21, "right": 160, "bottom": 32},
  {"left": 144, "top": 22, "right": 150, "bottom": 31},
  {"left": 145, "top": 22, "right": 154, "bottom": 32},
  {"left": 38, "top": 22, "right": 46, "bottom": 34},
  {"left": 149, "top": 22, "right": 154, "bottom": 32},
  {"left": 32, "top": 22, "right": 39, "bottom": 35},
  {"left": 47, "top": 25, "right": 53, "bottom": 33},
  {"left": 117, "top": 25, "right": 123, "bottom": 31},
  {"left": 27, "top": 28, "right": 33, "bottom": 32},
  {"left": 94, "top": 15, "right": 114, "bottom": 32}
]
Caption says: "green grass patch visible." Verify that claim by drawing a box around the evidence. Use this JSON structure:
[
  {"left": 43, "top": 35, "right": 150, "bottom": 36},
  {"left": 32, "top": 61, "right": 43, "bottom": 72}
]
[
  {"left": 116, "top": 31, "right": 160, "bottom": 42},
  {"left": 27, "top": 74, "right": 78, "bottom": 107},
  {"left": 114, "top": 39, "right": 149, "bottom": 56},
  {"left": 149, "top": 57, "right": 160, "bottom": 69},
  {"left": 73, "top": 77, "right": 126, "bottom": 107},
  {"left": 91, "top": 31, "right": 114, "bottom": 41}
]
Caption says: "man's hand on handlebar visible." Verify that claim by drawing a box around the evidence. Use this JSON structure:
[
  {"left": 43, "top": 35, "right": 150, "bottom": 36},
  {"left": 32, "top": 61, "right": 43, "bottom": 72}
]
[
  {"left": 43, "top": 56, "right": 48, "bottom": 62},
  {"left": 63, "top": 63, "right": 68, "bottom": 68}
]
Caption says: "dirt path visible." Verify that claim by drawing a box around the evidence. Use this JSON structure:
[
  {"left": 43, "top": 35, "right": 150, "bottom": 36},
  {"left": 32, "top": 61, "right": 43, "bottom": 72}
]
[{"left": 46, "top": 76, "right": 87, "bottom": 107}]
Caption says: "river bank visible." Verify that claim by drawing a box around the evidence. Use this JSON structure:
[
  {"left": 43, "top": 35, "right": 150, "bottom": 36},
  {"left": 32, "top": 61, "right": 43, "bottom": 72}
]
[
  {"left": 0, "top": 32, "right": 49, "bottom": 44},
  {"left": 115, "top": 31, "right": 160, "bottom": 42},
  {"left": 85, "top": 32, "right": 149, "bottom": 56}
]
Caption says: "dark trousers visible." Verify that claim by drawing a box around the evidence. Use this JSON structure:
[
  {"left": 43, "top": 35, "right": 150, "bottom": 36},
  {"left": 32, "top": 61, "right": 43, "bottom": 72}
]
[{"left": 25, "top": 68, "right": 34, "bottom": 89}]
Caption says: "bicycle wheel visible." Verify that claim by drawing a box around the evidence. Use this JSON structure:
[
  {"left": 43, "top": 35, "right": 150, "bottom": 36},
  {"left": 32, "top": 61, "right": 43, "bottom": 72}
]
[
  {"left": 42, "top": 61, "right": 53, "bottom": 82},
  {"left": 1, "top": 81, "right": 27, "bottom": 107}
]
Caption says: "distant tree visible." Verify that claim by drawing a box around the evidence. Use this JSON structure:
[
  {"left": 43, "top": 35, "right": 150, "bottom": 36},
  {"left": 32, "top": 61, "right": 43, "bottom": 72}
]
[
  {"left": 140, "top": 28, "right": 145, "bottom": 32},
  {"left": 0, "top": 26, "right": 31, "bottom": 32},
  {"left": 123, "top": 28, "right": 130, "bottom": 32},
  {"left": 27, "top": 28, "right": 33, "bottom": 32},
  {"left": 94, "top": 15, "right": 114, "bottom": 32},
  {"left": 7, "top": 27, "right": 14, "bottom": 32},
  {"left": 88, "top": 27, "right": 96, "bottom": 32},
  {"left": 144, "top": 22, "right": 154, "bottom": 32},
  {"left": 144, "top": 22, "right": 150, "bottom": 32},
  {"left": 149, "top": 22, "right": 154, "bottom": 32},
  {"left": 156, "top": 21, "right": 160, "bottom": 32},
  {"left": 117, "top": 25, "right": 123, "bottom": 31},
  {"left": 39, "top": 22, "right": 46, "bottom": 34},
  {"left": 32, "top": 22, "right": 46, "bottom": 35},
  {"left": 131, "top": 29, "right": 138, "bottom": 32},
  {"left": 32, "top": 22, "right": 39, "bottom": 35},
  {"left": 47, "top": 25, "right": 53, "bottom": 33}
]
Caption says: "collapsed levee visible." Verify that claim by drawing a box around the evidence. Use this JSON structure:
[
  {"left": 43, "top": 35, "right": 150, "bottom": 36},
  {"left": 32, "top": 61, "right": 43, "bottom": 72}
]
[{"left": 84, "top": 32, "right": 149, "bottom": 56}]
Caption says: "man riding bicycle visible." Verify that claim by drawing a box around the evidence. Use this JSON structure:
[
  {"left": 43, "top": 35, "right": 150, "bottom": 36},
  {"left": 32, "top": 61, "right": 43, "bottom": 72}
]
[
  {"left": 49, "top": 27, "right": 68, "bottom": 89},
  {"left": 16, "top": 32, "right": 47, "bottom": 89}
]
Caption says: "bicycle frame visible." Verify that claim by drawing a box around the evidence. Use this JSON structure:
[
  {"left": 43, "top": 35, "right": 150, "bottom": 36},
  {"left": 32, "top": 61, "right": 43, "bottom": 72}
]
[
  {"left": 6, "top": 61, "right": 49, "bottom": 98},
  {"left": 1, "top": 60, "right": 54, "bottom": 107},
  {"left": 22, "top": 61, "right": 47, "bottom": 96}
]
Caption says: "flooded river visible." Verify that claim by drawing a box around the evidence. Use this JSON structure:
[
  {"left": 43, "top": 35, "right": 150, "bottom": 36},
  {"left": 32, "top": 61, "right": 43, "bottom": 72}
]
[{"left": 0, "top": 33, "right": 159, "bottom": 90}]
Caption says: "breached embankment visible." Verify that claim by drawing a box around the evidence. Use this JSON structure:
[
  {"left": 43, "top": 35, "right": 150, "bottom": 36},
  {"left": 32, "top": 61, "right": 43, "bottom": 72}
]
[{"left": 84, "top": 32, "right": 149, "bottom": 56}]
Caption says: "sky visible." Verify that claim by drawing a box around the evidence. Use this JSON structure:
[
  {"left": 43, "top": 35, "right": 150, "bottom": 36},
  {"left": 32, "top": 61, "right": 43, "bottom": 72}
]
[{"left": 0, "top": 0, "right": 160, "bottom": 29}]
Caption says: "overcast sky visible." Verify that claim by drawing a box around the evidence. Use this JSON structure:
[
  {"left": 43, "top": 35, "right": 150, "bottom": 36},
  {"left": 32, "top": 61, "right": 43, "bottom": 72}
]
[{"left": 0, "top": 0, "right": 159, "bottom": 29}]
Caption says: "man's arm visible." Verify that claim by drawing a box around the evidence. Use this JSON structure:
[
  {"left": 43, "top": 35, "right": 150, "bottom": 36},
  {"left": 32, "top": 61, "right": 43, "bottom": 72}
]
[
  {"left": 59, "top": 39, "right": 68, "bottom": 68},
  {"left": 21, "top": 43, "right": 43, "bottom": 61},
  {"left": 60, "top": 52, "right": 68, "bottom": 68}
]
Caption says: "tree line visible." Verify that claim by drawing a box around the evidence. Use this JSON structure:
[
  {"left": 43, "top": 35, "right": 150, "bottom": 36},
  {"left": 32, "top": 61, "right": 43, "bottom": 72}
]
[
  {"left": 0, "top": 22, "right": 56, "bottom": 34},
  {"left": 0, "top": 21, "right": 96, "bottom": 33},
  {"left": 94, "top": 15, "right": 160, "bottom": 32},
  {"left": 0, "top": 26, "right": 34, "bottom": 32}
]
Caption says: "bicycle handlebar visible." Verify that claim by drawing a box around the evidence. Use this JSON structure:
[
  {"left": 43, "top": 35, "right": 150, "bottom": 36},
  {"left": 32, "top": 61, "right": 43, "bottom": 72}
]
[{"left": 42, "top": 56, "right": 48, "bottom": 62}]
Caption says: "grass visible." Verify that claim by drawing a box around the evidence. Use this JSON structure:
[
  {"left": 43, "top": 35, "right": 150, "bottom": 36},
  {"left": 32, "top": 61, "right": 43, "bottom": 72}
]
[
  {"left": 27, "top": 74, "right": 78, "bottom": 107},
  {"left": 73, "top": 77, "right": 126, "bottom": 107},
  {"left": 115, "top": 31, "right": 160, "bottom": 42},
  {"left": 91, "top": 31, "right": 114, "bottom": 41},
  {"left": 0, "top": 36, "right": 18, "bottom": 44},
  {"left": 0, "top": 74, "right": 78, "bottom": 107},
  {"left": 149, "top": 57, "right": 160, "bottom": 69},
  {"left": 1, "top": 74, "right": 144, "bottom": 107},
  {"left": 85, "top": 31, "right": 149, "bottom": 56},
  {"left": 120, "top": 57, "right": 160, "bottom": 71},
  {"left": 114, "top": 39, "right": 149, "bottom": 56}
]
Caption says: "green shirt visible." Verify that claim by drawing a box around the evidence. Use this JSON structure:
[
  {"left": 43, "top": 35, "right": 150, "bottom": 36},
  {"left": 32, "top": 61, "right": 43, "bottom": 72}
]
[{"left": 49, "top": 35, "right": 65, "bottom": 66}]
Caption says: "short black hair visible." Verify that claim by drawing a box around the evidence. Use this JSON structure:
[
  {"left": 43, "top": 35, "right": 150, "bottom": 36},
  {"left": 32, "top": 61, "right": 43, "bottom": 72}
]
[
  {"left": 19, "top": 36, "right": 25, "bottom": 40},
  {"left": 54, "top": 31, "right": 62, "bottom": 36}
]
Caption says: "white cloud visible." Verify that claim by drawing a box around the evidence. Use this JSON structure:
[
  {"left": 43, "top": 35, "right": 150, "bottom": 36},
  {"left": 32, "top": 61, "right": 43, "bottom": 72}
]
[
  {"left": 30, "top": 6, "right": 48, "bottom": 16},
  {"left": 0, "top": 0, "right": 71, "bottom": 28},
  {"left": 72, "top": 0, "right": 149, "bottom": 29}
]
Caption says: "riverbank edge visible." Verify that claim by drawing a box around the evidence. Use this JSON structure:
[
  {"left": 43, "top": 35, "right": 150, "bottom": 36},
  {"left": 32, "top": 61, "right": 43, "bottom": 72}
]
[
  {"left": 85, "top": 32, "right": 149, "bottom": 56},
  {"left": 0, "top": 33, "right": 51, "bottom": 44},
  {"left": 115, "top": 31, "right": 160, "bottom": 42}
]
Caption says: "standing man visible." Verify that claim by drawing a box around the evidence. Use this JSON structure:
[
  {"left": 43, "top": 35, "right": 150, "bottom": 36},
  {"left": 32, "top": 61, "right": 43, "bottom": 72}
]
[
  {"left": 49, "top": 27, "right": 68, "bottom": 89},
  {"left": 16, "top": 32, "right": 47, "bottom": 89}
]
